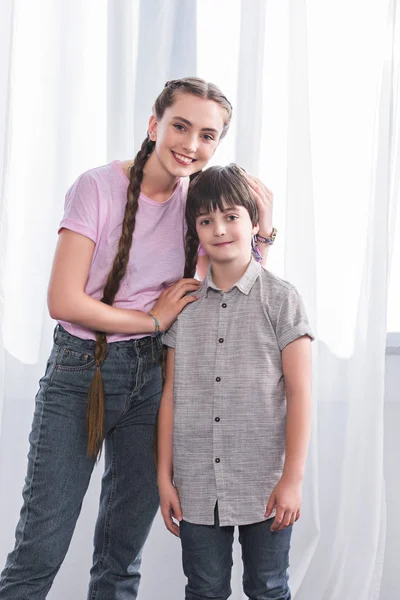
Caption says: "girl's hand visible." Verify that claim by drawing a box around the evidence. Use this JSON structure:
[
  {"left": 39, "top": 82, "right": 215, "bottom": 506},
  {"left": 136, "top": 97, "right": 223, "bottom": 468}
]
[
  {"left": 152, "top": 278, "right": 201, "bottom": 331},
  {"left": 243, "top": 172, "right": 274, "bottom": 236},
  {"left": 264, "top": 477, "right": 302, "bottom": 532},
  {"left": 159, "top": 480, "right": 183, "bottom": 537}
]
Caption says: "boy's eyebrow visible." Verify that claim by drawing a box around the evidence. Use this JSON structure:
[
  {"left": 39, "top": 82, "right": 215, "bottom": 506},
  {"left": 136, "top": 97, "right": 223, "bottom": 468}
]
[
  {"left": 172, "top": 116, "right": 219, "bottom": 134},
  {"left": 196, "top": 206, "right": 240, "bottom": 217}
]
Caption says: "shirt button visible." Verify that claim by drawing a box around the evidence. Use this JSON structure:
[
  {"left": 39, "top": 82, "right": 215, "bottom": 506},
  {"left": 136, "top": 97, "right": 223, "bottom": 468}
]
[
  {"left": 218, "top": 338, "right": 224, "bottom": 343},
  {"left": 216, "top": 377, "right": 221, "bottom": 382},
  {"left": 215, "top": 417, "right": 220, "bottom": 422},
  {"left": 222, "top": 303, "right": 227, "bottom": 308},
  {"left": 215, "top": 458, "right": 220, "bottom": 463}
]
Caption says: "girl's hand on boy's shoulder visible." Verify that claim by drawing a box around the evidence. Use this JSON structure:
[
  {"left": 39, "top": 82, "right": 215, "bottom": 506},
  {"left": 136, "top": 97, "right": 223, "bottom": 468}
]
[
  {"left": 264, "top": 477, "right": 302, "bottom": 532},
  {"left": 152, "top": 278, "right": 201, "bottom": 331},
  {"left": 159, "top": 480, "right": 183, "bottom": 537},
  {"left": 242, "top": 172, "right": 274, "bottom": 237}
]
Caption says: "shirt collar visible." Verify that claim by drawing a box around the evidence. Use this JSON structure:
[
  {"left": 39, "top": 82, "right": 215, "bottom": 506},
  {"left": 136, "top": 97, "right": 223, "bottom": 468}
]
[{"left": 204, "top": 258, "right": 261, "bottom": 296}]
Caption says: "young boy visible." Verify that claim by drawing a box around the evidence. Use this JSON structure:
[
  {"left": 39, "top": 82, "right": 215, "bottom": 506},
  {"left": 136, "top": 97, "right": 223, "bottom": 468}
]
[{"left": 157, "top": 164, "right": 314, "bottom": 600}]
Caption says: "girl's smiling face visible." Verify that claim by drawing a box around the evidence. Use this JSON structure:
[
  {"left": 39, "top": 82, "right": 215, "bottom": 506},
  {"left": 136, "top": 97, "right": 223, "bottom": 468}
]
[
  {"left": 196, "top": 204, "right": 259, "bottom": 265},
  {"left": 147, "top": 93, "right": 226, "bottom": 178}
]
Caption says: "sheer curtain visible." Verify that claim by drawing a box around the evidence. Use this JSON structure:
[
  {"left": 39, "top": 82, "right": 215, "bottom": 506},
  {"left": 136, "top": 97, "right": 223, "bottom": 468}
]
[{"left": 0, "top": 1, "right": 398, "bottom": 599}]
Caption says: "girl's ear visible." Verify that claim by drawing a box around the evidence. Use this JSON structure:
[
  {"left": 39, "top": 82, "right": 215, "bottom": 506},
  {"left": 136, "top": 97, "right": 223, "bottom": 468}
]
[
  {"left": 252, "top": 223, "right": 260, "bottom": 236},
  {"left": 148, "top": 115, "right": 158, "bottom": 141}
]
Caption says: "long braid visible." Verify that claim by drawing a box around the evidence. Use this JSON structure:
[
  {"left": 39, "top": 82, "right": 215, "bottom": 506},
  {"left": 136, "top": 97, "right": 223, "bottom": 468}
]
[
  {"left": 86, "top": 136, "right": 155, "bottom": 458},
  {"left": 184, "top": 227, "right": 199, "bottom": 279}
]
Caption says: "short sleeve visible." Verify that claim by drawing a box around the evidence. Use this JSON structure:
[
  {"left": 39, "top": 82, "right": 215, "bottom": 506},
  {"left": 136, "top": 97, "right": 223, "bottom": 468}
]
[
  {"left": 163, "top": 319, "right": 178, "bottom": 348},
  {"left": 275, "top": 287, "right": 315, "bottom": 351},
  {"left": 58, "top": 172, "right": 100, "bottom": 243}
]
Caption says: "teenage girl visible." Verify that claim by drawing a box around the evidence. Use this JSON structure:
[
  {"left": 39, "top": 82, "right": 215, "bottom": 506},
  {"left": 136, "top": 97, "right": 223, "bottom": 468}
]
[{"left": 0, "top": 78, "right": 274, "bottom": 599}]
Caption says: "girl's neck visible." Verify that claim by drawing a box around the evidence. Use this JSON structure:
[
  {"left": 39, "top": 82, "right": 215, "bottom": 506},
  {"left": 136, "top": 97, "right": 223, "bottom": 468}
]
[
  {"left": 141, "top": 152, "right": 180, "bottom": 203},
  {"left": 210, "top": 256, "right": 252, "bottom": 292}
]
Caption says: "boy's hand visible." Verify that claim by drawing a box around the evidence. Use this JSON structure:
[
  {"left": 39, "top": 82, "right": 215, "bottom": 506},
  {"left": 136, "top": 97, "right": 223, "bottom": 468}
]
[
  {"left": 159, "top": 480, "right": 183, "bottom": 537},
  {"left": 265, "top": 477, "right": 302, "bottom": 532}
]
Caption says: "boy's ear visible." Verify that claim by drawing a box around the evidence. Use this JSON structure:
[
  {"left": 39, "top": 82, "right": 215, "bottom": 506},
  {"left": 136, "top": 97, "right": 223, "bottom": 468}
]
[
  {"left": 252, "top": 223, "right": 260, "bottom": 236},
  {"left": 148, "top": 115, "right": 158, "bottom": 141}
]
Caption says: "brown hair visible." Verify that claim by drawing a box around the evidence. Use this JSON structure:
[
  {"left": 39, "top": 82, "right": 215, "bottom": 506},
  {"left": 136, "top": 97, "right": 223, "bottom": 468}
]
[
  {"left": 184, "top": 164, "right": 258, "bottom": 278},
  {"left": 87, "top": 78, "right": 232, "bottom": 458}
]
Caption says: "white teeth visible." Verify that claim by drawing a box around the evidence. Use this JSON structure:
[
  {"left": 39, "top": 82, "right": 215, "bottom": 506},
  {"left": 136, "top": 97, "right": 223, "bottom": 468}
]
[{"left": 173, "top": 152, "right": 193, "bottom": 164}]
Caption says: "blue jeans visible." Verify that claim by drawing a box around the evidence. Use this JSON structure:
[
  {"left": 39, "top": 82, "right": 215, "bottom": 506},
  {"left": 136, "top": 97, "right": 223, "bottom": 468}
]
[
  {"left": 180, "top": 504, "right": 292, "bottom": 600},
  {"left": 0, "top": 325, "right": 163, "bottom": 600}
]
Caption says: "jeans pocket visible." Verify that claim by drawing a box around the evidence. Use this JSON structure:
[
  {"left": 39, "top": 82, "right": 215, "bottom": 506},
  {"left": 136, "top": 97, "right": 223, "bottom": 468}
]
[{"left": 55, "top": 346, "right": 95, "bottom": 372}]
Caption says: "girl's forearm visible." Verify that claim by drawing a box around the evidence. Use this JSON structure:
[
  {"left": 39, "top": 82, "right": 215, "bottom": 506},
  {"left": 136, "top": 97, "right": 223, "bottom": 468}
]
[{"left": 48, "top": 291, "right": 155, "bottom": 335}]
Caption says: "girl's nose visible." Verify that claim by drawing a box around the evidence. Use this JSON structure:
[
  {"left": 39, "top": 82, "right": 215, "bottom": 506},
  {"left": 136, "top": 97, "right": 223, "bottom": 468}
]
[{"left": 181, "top": 134, "right": 198, "bottom": 154}]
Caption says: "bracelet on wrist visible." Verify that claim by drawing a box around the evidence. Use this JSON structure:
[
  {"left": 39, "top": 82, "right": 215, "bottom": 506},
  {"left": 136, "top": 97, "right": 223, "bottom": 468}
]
[
  {"left": 148, "top": 310, "right": 161, "bottom": 334},
  {"left": 255, "top": 227, "right": 277, "bottom": 246}
]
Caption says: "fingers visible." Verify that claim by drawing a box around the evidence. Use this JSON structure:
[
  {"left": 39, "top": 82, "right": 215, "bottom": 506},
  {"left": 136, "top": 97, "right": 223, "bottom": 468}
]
[
  {"left": 180, "top": 295, "right": 199, "bottom": 309},
  {"left": 243, "top": 172, "right": 273, "bottom": 196},
  {"left": 161, "top": 504, "right": 181, "bottom": 537},
  {"left": 264, "top": 493, "right": 276, "bottom": 519},
  {"left": 270, "top": 508, "right": 299, "bottom": 531},
  {"left": 270, "top": 506, "right": 285, "bottom": 532}
]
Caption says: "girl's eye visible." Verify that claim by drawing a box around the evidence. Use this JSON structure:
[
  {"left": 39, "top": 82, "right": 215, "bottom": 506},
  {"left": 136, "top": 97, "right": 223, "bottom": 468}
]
[
  {"left": 202, "top": 134, "right": 215, "bottom": 142},
  {"left": 173, "top": 123, "right": 186, "bottom": 132}
]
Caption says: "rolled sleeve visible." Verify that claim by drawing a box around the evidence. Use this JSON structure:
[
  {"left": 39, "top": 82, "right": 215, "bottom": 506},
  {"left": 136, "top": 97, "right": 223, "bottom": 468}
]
[{"left": 276, "top": 287, "right": 314, "bottom": 351}]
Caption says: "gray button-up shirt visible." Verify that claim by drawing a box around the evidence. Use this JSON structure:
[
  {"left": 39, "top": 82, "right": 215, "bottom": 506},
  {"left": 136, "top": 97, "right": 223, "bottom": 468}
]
[{"left": 163, "top": 258, "right": 314, "bottom": 526}]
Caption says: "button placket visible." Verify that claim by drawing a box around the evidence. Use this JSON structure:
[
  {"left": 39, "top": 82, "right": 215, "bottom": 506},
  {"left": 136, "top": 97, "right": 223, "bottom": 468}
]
[{"left": 213, "top": 292, "right": 228, "bottom": 497}]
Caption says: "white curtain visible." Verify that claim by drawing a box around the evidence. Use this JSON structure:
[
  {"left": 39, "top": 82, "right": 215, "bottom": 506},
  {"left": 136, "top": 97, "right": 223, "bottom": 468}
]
[{"left": 0, "top": 1, "right": 398, "bottom": 599}]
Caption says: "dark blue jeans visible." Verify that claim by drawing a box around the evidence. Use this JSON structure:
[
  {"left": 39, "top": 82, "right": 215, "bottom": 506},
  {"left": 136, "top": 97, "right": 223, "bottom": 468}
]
[
  {"left": 0, "top": 325, "right": 163, "bottom": 600},
  {"left": 180, "top": 504, "right": 292, "bottom": 600}
]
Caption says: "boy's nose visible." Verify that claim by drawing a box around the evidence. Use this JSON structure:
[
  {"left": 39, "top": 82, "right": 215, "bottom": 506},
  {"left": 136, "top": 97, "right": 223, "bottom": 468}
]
[{"left": 214, "top": 223, "right": 227, "bottom": 236}]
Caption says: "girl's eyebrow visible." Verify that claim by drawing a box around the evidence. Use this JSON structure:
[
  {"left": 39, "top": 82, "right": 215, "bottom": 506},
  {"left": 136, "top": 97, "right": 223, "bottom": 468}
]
[{"left": 172, "top": 116, "right": 219, "bottom": 134}]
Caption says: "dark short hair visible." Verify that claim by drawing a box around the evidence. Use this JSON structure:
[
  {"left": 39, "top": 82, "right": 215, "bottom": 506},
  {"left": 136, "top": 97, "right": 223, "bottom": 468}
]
[{"left": 185, "top": 164, "right": 259, "bottom": 236}]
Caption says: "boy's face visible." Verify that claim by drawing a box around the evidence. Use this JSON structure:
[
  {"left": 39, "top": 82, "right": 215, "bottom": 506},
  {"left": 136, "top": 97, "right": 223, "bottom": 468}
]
[{"left": 195, "top": 204, "right": 259, "bottom": 265}]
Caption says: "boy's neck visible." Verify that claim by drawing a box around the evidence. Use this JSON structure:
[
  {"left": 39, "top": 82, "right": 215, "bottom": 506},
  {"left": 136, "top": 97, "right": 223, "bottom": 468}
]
[
  {"left": 210, "top": 256, "right": 252, "bottom": 292},
  {"left": 141, "top": 152, "right": 180, "bottom": 202}
]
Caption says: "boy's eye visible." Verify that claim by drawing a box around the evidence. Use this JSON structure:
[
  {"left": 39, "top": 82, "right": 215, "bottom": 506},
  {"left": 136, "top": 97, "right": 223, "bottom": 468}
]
[
  {"left": 199, "top": 218, "right": 211, "bottom": 226},
  {"left": 226, "top": 215, "right": 239, "bottom": 221}
]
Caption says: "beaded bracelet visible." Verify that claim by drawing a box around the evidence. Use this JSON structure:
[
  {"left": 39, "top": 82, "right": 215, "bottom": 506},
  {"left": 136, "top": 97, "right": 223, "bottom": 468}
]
[
  {"left": 255, "top": 227, "right": 278, "bottom": 245},
  {"left": 148, "top": 310, "right": 161, "bottom": 334}
]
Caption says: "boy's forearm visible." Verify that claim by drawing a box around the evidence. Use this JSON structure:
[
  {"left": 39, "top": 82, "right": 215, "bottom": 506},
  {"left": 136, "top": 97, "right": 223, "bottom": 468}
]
[
  {"left": 157, "top": 391, "right": 174, "bottom": 482},
  {"left": 282, "top": 392, "right": 312, "bottom": 483}
]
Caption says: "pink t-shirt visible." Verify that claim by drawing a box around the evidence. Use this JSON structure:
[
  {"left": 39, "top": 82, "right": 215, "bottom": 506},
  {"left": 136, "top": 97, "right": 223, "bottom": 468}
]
[{"left": 58, "top": 160, "right": 202, "bottom": 342}]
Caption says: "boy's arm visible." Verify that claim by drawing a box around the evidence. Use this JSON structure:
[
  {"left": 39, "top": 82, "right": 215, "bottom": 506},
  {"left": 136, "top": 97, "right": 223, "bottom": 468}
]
[
  {"left": 157, "top": 347, "right": 182, "bottom": 536},
  {"left": 265, "top": 335, "right": 312, "bottom": 531},
  {"left": 281, "top": 335, "right": 312, "bottom": 483},
  {"left": 157, "top": 348, "right": 175, "bottom": 484}
]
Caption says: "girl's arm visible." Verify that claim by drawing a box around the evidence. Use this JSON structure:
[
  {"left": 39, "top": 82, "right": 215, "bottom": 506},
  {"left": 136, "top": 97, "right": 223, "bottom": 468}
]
[
  {"left": 196, "top": 255, "right": 210, "bottom": 280},
  {"left": 48, "top": 229, "right": 199, "bottom": 334},
  {"left": 157, "top": 348, "right": 182, "bottom": 536},
  {"left": 265, "top": 335, "right": 312, "bottom": 531},
  {"left": 241, "top": 172, "right": 274, "bottom": 268}
]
